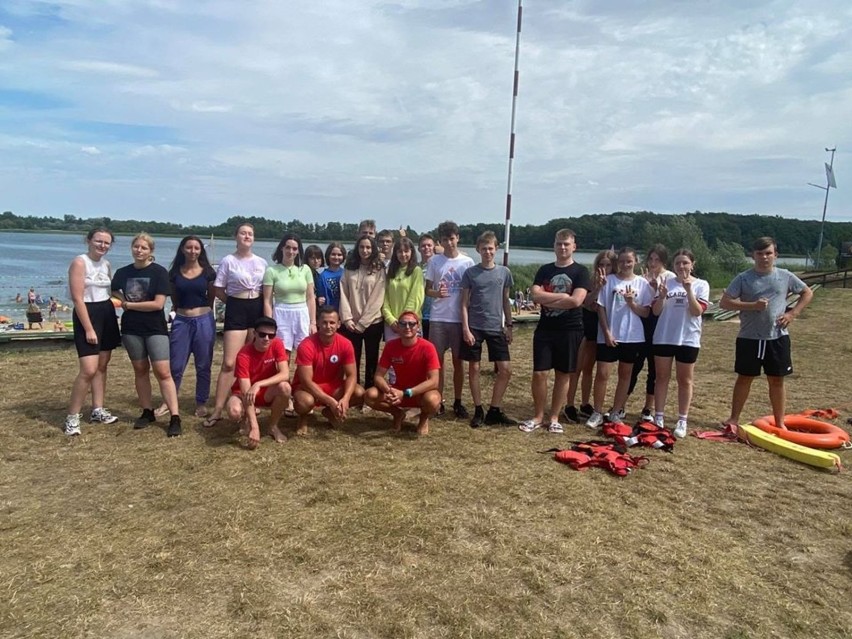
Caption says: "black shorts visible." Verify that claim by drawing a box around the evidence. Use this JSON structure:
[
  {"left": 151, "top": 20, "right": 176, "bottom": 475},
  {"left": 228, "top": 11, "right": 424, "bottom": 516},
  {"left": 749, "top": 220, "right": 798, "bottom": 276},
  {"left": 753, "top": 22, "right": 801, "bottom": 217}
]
[
  {"left": 582, "top": 308, "right": 598, "bottom": 342},
  {"left": 73, "top": 300, "right": 121, "bottom": 358},
  {"left": 421, "top": 319, "right": 430, "bottom": 340},
  {"left": 533, "top": 329, "right": 583, "bottom": 373},
  {"left": 653, "top": 344, "right": 700, "bottom": 364},
  {"left": 735, "top": 336, "right": 792, "bottom": 377},
  {"left": 597, "top": 342, "right": 643, "bottom": 364},
  {"left": 224, "top": 296, "right": 264, "bottom": 331},
  {"left": 460, "top": 328, "right": 511, "bottom": 362}
]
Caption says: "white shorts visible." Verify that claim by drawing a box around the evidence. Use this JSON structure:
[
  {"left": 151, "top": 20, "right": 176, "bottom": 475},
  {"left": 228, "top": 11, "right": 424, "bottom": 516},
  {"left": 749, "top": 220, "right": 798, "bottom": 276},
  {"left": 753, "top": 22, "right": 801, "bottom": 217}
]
[{"left": 273, "top": 302, "right": 310, "bottom": 352}]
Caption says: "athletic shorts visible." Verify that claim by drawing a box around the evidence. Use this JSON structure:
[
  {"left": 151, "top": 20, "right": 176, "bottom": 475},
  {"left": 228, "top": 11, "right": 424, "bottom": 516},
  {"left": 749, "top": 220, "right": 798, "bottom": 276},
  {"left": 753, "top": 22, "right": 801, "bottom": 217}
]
[
  {"left": 597, "top": 342, "right": 644, "bottom": 364},
  {"left": 273, "top": 302, "right": 310, "bottom": 351},
  {"left": 293, "top": 381, "right": 339, "bottom": 397},
  {"left": 232, "top": 385, "right": 274, "bottom": 407},
  {"left": 653, "top": 344, "right": 701, "bottom": 364},
  {"left": 460, "top": 328, "right": 510, "bottom": 362},
  {"left": 735, "top": 336, "right": 792, "bottom": 377},
  {"left": 224, "top": 296, "right": 264, "bottom": 331},
  {"left": 73, "top": 300, "right": 121, "bottom": 358},
  {"left": 532, "top": 329, "right": 583, "bottom": 373},
  {"left": 582, "top": 308, "right": 599, "bottom": 342},
  {"left": 122, "top": 333, "right": 170, "bottom": 362},
  {"left": 429, "top": 321, "right": 463, "bottom": 359}
]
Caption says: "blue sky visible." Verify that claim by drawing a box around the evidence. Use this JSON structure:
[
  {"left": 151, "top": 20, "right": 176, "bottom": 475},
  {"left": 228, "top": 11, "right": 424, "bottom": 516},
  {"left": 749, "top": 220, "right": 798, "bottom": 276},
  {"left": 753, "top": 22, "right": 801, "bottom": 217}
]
[{"left": 0, "top": 0, "right": 850, "bottom": 233}]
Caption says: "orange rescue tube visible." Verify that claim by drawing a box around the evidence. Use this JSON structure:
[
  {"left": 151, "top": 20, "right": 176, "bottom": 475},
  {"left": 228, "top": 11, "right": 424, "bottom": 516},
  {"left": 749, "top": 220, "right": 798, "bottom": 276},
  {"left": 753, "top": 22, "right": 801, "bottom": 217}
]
[{"left": 751, "top": 415, "right": 850, "bottom": 450}]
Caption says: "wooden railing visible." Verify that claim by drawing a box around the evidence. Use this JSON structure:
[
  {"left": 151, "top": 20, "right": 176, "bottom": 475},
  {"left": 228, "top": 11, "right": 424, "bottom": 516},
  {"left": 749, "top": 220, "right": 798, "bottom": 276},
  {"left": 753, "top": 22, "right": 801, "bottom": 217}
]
[{"left": 798, "top": 268, "right": 852, "bottom": 289}]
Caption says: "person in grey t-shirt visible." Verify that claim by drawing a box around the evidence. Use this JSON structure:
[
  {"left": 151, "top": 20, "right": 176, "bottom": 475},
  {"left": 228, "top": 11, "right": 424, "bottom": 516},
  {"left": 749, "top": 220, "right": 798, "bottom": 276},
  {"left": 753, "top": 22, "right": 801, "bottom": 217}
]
[{"left": 719, "top": 236, "right": 813, "bottom": 430}]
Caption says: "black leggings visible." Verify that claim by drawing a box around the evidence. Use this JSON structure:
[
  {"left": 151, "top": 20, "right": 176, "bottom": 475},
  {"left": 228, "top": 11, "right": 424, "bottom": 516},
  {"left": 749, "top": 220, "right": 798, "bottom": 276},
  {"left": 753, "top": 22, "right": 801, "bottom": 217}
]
[
  {"left": 628, "top": 314, "right": 658, "bottom": 398},
  {"left": 340, "top": 322, "right": 383, "bottom": 389}
]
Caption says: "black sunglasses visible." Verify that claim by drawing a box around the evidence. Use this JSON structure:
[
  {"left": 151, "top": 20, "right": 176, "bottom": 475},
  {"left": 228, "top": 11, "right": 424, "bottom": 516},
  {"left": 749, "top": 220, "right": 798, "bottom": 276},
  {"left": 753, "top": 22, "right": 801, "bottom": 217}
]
[
  {"left": 256, "top": 332, "right": 275, "bottom": 339},
  {"left": 398, "top": 320, "right": 418, "bottom": 328}
]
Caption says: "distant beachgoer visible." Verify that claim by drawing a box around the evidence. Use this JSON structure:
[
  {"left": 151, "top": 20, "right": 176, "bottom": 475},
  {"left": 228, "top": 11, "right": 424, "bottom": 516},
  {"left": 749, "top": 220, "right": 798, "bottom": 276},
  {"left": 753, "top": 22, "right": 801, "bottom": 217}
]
[
  {"left": 15, "top": 292, "right": 22, "bottom": 304},
  {"left": 719, "top": 236, "right": 813, "bottom": 431},
  {"left": 26, "top": 302, "right": 43, "bottom": 330},
  {"left": 154, "top": 235, "right": 217, "bottom": 419},
  {"left": 27, "top": 288, "right": 35, "bottom": 304},
  {"left": 48, "top": 297, "right": 58, "bottom": 321},
  {"left": 112, "top": 232, "right": 182, "bottom": 437},
  {"left": 64, "top": 228, "right": 122, "bottom": 436},
  {"left": 204, "top": 223, "right": 268, "bottom": 428}
]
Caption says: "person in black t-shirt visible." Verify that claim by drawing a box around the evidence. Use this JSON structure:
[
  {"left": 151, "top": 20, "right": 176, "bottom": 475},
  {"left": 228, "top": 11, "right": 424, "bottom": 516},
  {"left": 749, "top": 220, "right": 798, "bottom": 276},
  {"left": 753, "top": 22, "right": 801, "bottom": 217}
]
[
  {"left": 112, "top": 233, "right": 182, "bottom": 437},
  {"left": 518, "top": 229, "right": 590, "bottom": 434}
]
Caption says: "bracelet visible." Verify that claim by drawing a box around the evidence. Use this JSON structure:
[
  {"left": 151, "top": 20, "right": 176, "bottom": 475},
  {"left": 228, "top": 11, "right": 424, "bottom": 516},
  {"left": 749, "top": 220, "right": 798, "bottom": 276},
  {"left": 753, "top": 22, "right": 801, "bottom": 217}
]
[{"left": 403, "top": 388, "right": 413, "bottom": 398}]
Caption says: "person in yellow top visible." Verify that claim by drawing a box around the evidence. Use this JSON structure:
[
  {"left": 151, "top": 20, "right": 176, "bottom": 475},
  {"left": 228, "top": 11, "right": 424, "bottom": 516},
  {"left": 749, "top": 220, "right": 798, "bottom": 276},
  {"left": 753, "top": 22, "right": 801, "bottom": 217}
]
[
  {"left": 339, "top": 236, "right": 386, "bottom": 391},
  {"left": 382, "top": 237, "right": 424, "bottom": 341}
]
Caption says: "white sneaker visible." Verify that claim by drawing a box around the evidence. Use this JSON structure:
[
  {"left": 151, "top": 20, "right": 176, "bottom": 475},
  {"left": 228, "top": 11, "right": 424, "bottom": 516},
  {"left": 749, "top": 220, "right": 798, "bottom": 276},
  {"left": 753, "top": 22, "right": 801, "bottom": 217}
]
[
  {"left": 609, "top": 408, "right": 625, "bottom": 424},
  {"left": 64, "top": 413, "right": 82, "bottom": 436},
  {"left": 585, "top": 411, "right": 603, "bottom": 429},
  {"left": 654, "top": 415, "right": 665, "bottom": 429},
  {"left": 518, "top": 419, "right": 541, "bottom": 433},
  {"left": 673, "top": 419, "right": 688, "bottom": 439},
  {"left": 548, "top": 421, "right": 564, "bottom": 434},
  {"left": 90, "top": 407, "right": 118, "bottom": 424}
]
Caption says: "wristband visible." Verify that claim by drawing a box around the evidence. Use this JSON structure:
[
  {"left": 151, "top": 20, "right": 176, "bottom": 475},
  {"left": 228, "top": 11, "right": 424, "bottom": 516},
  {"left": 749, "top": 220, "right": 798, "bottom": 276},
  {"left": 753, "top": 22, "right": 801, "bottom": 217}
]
[{"left": 403, "top": 388, "right": 413, "bottom": 398}]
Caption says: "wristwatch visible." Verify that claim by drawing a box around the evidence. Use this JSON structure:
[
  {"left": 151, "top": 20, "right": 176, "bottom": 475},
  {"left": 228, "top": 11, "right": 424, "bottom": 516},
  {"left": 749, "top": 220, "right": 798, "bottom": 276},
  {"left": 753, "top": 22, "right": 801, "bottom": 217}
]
[{"left": 403, "top": 388, "right": 413, "bottom": 398}]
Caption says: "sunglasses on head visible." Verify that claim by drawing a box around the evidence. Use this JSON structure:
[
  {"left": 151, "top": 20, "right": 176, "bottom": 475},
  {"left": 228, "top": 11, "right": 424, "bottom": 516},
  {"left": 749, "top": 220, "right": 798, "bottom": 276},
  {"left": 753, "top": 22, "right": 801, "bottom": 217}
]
[
  {"left": 398, "top": 320, "right": 418, "bottom": 328},
  {"left": 256, "top": 331, "right": 275, "bottom": 339}
]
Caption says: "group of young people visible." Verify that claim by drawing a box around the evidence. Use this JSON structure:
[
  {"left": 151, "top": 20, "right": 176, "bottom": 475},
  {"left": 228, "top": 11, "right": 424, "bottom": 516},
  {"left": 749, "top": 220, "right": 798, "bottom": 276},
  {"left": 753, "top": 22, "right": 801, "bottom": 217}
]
[{"left": 63, "top": 221, "right": 812, "bottom": 447}]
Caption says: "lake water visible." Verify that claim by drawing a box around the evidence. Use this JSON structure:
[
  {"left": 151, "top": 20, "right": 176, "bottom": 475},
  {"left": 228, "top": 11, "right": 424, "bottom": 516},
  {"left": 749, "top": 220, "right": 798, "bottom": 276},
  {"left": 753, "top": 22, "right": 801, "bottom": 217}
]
[{"left": 0, "top": 231, "right": 581, "bottom": 321}]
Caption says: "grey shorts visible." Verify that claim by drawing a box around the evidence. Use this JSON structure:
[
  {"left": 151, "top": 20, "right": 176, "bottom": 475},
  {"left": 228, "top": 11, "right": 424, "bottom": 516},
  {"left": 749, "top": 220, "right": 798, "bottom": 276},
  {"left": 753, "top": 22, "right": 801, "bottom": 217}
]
[
  {"left": 122, "top": 333, "right": 171, "bottom": 362},
  {"left": 428, "top": 321, "right": 463, "bottom": 359}
]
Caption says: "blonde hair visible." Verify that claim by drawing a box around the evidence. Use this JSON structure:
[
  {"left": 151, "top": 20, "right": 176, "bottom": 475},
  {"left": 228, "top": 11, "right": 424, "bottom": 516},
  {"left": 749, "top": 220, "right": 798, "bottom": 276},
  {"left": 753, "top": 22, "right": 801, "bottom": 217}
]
[{"left": 132, "top": 232, "right": 156, "bottom": 264}]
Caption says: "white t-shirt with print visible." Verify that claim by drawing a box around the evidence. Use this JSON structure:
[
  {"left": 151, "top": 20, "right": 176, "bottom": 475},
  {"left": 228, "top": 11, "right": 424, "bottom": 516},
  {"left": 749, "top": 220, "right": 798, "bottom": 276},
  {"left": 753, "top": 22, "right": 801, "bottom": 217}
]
[{"left": 596, "top": 274, "right": 653, "bottom": 343}]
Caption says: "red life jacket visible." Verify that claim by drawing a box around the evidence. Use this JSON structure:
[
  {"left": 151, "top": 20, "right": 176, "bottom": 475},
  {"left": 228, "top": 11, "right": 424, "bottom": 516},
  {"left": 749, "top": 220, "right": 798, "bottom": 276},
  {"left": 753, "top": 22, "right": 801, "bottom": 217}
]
[
  {"left": 552, "top": 441, "right": 648, "bottom": 477},
  {"left": 602, "top": 421, "right": 676, "bottom": 451}
]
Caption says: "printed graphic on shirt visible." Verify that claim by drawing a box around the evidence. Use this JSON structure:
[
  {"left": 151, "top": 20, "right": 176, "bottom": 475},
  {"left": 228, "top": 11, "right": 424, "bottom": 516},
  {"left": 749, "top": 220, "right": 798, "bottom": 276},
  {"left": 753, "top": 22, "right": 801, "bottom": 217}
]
[
  {"left": 541, "top": 273, "right": 575, "bottom": 317},
  {"left": 124, "top": 277, "right": 151, "bottom": 302}
]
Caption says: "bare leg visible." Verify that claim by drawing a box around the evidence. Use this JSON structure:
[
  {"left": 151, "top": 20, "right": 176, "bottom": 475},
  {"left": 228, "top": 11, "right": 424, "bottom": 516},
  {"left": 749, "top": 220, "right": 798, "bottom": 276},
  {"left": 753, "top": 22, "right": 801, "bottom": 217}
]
[
  {"left": 468, "top": 360, "right": 482, "bottom": 407},
  {"left": 611, "top": 361, "right": 633, "bottom": 413},
  {"left": 267, "top": 382, "right": 291, "bottom": 442},
  {"left": 550, "top": 372, "right": 573, "bottom": 423},
  {"left": 209, "top": 329, "right": 248, "bottom": 421},
  {"left": 675, "top": 361, "right": 695, "bottom": 418},
  {"left": 727, "top": 374, "right": 755, "bottom": 425},
  {"left": 293, "top": 389, "right": 316, "bottom": 436},
  {"left": 654, "top": 356, "right": 673, "bottom": 417},
  {"left": 767, "top": 375, "right": 786, "bottom": 429},
  {"left": 592, "top": 362, "right": 613, "bottom": 412},
  {"left": 451, "top": 355, "right": 464, "bottom": 401},
  {"left": 417, "top": 390, "right": 441, "bottom": 436},
  {"left": 151, "top": 360, "right": 180, "bottom": 415},
  {"left": 530, "top": 370, "right": 549, "bottom": 423},
  {"left": 90, "top": 351, "right": 113, "bottom": 409},
  {"left": 490, "top": 361, "right": 512, "bottom": 408},
  {"left": 131, "top": 359, "right": 154, "bottom": 410},
  {"left": 69, "top": 355, "right": 100, "bottom": 414},
  {"left": 579, "top": 341, "right": 597, "bottom": 406}
]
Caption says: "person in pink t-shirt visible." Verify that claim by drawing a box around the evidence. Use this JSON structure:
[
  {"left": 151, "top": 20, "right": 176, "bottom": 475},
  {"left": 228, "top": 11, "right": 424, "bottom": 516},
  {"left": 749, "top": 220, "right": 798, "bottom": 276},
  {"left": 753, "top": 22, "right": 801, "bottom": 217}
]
[
  {"left": 365, "top": 311, "right": 441, "bottom": 435},
  {"left": 292, "top": 306, "right": 365, "bottom": 435}
]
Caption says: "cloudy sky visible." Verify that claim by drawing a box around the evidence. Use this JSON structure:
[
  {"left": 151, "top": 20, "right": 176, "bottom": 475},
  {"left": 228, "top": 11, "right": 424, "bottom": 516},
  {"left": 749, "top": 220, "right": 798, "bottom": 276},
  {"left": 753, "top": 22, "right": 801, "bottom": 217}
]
[{"left": 1, "top": 0, "right": 850, "bottom": 231}]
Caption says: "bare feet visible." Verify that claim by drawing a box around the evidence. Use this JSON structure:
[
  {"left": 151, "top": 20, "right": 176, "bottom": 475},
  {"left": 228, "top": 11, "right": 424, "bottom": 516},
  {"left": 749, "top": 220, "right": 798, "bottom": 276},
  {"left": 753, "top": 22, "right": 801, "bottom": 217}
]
[
  {"left": 417, "top": 419, "right": 430, "bottom": 436},
  {"left": 202, "top": 413, "right": 223, "bottom": 428},
  {"left": 320, "top": 407, "right": 342, "bottom": 429},
  {"left": 270, "top": 426, "right": 287, "bottom": 443},
  {"left": 154, "top": 403, "right": 170, "bottom": 418},
  {"left": 392, "top": 411, "right": 406, "bottom": 432},
  {"left": 194, "top": 405, "right": 209, "bottom": 418}
]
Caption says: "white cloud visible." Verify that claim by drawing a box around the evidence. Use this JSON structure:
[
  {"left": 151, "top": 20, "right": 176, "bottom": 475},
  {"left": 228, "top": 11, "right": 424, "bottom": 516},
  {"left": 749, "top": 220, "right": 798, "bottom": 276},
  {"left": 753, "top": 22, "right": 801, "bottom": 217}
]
[
  {"left": 80, "top": 145, "right": 101, "bottom": 155},
  {"left": 60, "top": 60, "right": 159, "bottom": 78}
]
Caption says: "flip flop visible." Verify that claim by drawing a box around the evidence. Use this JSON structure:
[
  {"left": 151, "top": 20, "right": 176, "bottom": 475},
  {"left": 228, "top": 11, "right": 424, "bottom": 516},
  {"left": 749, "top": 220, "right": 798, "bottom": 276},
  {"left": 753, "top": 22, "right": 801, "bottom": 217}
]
[
  {"left": 202, "top": 415, "right": 223, "bottom": 428},
  {"left": 154, "top": 405, "right": 170, "bottom": 418}
]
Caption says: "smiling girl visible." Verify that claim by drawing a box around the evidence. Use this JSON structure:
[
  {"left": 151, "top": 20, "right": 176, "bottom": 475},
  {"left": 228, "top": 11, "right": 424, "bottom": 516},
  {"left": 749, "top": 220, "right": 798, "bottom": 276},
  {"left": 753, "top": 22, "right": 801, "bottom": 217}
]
[{"left": 382, "top": 237, "right": 424, "bottom": 341}]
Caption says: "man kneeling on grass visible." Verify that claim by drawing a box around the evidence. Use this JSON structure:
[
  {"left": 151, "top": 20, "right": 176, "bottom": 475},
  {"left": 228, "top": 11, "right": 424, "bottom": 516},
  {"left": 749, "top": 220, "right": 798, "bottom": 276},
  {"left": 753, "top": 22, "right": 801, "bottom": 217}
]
[
  {"left": 365, "top": 311, "right": 442, "bottom": 435},
  {"left": 292, "top": 305, "right": 365, "bottom": 435},
  {"left": 227, "top": 316, "right": 292, "bottom": 448}
]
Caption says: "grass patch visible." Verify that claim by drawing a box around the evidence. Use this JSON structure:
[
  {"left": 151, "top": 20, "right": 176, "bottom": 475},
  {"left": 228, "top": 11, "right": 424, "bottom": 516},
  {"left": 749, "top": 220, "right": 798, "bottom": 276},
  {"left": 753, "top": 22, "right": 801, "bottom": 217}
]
[{"left": 1, "top": 290, "right": 851, "bottom": 638}]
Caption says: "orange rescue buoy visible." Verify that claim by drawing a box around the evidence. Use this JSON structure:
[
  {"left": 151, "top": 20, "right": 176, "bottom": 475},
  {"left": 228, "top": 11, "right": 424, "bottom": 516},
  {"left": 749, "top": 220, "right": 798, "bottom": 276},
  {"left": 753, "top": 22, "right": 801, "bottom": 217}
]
[{"left": 751, "top": 414, "right": 850, "bottom": 450}]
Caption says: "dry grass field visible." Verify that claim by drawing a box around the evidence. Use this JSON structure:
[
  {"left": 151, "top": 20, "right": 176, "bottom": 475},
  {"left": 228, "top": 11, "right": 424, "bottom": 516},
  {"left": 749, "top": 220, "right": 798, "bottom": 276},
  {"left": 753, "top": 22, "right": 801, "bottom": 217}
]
[{"left": 1, "top": 289, "right": 851, "bottom": 639}]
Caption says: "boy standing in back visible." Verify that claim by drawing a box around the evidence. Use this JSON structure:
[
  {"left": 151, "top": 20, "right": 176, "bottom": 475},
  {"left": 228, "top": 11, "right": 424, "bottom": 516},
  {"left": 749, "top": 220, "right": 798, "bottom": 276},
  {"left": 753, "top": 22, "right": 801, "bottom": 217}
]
[
  {"left": 425, "top": 221, "right": 474, "bottom": 418},
  {"left": 460, "top": 231, "right": 517, "bottom": 427},
  {"left": 520, "top": 229, "right": 590, "bottom": 434}
]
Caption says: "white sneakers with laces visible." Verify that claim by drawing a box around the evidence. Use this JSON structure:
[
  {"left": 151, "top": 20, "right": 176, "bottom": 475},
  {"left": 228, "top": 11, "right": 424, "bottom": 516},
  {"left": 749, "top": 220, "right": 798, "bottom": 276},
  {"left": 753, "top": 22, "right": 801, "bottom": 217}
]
[{"left": 64, "top": 413, "right": 82, "bottom": 436}]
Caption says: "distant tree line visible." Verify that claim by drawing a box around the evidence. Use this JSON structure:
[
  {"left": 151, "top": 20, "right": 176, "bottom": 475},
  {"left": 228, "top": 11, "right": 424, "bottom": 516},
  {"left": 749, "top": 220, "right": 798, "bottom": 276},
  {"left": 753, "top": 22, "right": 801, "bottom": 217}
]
[{"left": 2, "top": 208, "right": 850, "bottom": 259}]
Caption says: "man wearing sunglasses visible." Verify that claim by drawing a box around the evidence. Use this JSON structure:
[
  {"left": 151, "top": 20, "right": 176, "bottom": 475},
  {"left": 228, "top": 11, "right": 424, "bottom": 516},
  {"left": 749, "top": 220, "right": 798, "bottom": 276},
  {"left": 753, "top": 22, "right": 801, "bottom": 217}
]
[
  {"left": 227, "top": 316, "right": 292, "bottom": 448},
  {"left": 365, "top": 310, "right": 441, "bottom": 435},
  {"left": 292, "top": 305, "right": 365, "bottom": 435}
]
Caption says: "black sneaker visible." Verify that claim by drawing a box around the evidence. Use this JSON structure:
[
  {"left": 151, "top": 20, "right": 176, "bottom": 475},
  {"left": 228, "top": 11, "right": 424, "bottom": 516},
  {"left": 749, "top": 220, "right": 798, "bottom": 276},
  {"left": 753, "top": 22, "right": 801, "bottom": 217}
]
[
  {"left": 578, "top": 403, "right": 594, "bottom": 418},
  {"left": 470, "top": 406, "right": 485, "bottom": 428},
  {"left": 562, "top": 405, "right": 579, "bottom": 423},
  {"left": 641, "top": 407, "right": 654, "bottom": 423},
  {"left": 167, "top": 415, "right": 182, "bottom": 437},
  {"left": 453, "top": 401, "right": 469, "bottom": 420},
  {"left": 484, "top": 408, "right": 517, "bottom": 426},
  {"left": 134, "top": 408, "right": 156, "bottom": 430}
]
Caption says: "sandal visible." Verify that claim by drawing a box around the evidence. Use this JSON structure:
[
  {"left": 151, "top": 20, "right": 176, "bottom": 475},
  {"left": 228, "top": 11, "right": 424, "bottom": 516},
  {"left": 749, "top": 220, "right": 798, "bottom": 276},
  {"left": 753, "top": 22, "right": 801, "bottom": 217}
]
[{"left": 202, "top": 415, "right": 223, "bottom": 428}]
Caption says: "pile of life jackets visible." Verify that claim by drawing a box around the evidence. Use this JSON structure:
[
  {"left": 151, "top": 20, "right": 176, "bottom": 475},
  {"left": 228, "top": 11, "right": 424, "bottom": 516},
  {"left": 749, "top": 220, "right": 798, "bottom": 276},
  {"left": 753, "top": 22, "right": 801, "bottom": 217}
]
[{"left": 551, "top": 420, "right": 677, "bottom": 477}]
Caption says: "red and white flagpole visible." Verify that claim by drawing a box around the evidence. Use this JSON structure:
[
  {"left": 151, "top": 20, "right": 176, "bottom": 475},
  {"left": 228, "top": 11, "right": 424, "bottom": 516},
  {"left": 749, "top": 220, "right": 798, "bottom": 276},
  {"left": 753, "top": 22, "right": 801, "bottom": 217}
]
[{"left": 502, "top": 0, "right": 523, "bottom": 267}]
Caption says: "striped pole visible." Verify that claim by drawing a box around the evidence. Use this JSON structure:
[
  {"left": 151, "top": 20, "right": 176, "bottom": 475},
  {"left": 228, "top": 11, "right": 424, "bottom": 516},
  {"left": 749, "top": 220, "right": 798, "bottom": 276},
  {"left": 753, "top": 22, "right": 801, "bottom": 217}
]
[{"left": 502, "top": 0, "right": 523, "bottom": 267}]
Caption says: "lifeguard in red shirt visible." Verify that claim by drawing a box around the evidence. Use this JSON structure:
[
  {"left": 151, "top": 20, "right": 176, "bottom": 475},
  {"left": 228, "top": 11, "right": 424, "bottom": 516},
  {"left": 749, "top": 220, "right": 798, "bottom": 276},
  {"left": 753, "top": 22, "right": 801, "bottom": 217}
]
[
  {"left": 293, "top": 305, "right": 365, "bottom": 435},
  {"left": 365, "top": 310, "right": 442, "bottom": 435},
  {"left": 227, "top": 316, "right": 292, "bottom": 448}
]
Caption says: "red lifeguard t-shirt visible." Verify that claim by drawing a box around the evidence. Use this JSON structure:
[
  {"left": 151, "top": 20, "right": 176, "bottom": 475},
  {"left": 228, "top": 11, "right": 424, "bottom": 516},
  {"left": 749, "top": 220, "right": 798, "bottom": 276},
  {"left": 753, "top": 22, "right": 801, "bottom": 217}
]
[
  {"left": 293, "top": 332, "right": 355, "bottom": 388},
  {"left": 232, "top": 338, "right": 288, "bottom": 391},
  {"left": 378, "top": 337, "right": 441, "bottom": 390}
]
